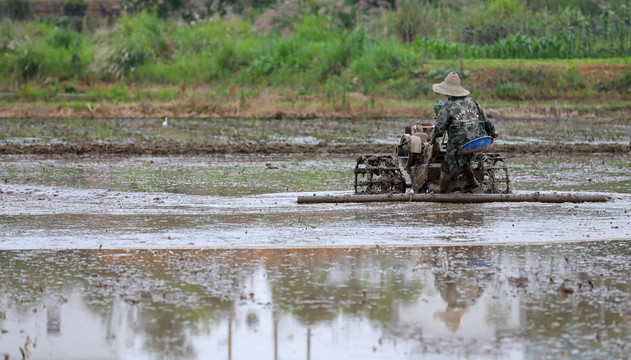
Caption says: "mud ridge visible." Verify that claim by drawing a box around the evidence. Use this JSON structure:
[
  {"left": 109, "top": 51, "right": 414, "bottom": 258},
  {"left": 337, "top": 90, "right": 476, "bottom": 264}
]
[
  {"left": 1, "top": 99, "right": 630, "bottom": 121},
  {"left": 0, "top": 142, "right": 629, "bottom": 156}
]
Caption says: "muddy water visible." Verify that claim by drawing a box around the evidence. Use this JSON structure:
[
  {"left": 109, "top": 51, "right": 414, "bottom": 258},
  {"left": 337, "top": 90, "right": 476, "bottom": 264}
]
[
  {"left": 1, "top": 244, "right": 630, "bottom": 359},
  {"left": 1, "top": 153, "right": 630, "bottom": 359},
  {"left": 0, "top": 154, "right": 630, "bottom": 249},
  {"left": 498, "top": 117, "right": 631, "bottom": 145},
  {"left": 1, "top": 187, "right": 630, "bottom": 249}
]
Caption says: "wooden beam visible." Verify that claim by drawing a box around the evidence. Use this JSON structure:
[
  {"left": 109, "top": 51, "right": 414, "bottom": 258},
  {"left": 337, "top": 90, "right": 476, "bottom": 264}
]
[{"left": 297, "top": 192, "right": 611, "bottom": 204}]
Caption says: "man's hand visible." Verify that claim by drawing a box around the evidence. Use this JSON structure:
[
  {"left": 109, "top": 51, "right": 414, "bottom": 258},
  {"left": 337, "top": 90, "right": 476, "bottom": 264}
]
[
  {"left": 432, "top": 141, "right": 440, "bottom": 156},
  {"left": 491, "top": 131, "right": 499, "bottom": 138}
]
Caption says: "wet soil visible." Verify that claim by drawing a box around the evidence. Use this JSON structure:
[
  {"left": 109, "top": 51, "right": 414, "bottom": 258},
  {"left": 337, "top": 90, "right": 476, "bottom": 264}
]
[
  {"left": 1, "top": 115, "right": 630, "bottom": 359},
  {"left": 1, "top": 142, "right": 629, "bottom": 156},
  {"left": 1, "top": 154, "right": 629, "bottom": 249},
  {"left": 2, "top": 115, "right": 630, "bottom": 156}
]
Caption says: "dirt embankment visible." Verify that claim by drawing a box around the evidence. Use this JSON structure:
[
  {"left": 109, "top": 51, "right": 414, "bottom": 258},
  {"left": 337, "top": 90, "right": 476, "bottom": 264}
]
[
  {"left": 1, "top": 95, "right": 630, "bottom": 121},
  {"left": 0, "top": 97, "right": 430, "bottom": 120},
  {"left": 0, "top": 142, "right": 628, "bottom": 156}
]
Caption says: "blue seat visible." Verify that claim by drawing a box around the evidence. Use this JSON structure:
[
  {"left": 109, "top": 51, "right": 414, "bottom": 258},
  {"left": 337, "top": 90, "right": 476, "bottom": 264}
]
[{"left": 458, "top": 136, "right": 494, "bottom": 155}]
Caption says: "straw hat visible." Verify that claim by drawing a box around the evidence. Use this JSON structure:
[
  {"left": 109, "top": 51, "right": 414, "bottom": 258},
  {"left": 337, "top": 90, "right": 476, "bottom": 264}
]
[{"left": 432, "top": 72, "right": 470, "bottom": 97}]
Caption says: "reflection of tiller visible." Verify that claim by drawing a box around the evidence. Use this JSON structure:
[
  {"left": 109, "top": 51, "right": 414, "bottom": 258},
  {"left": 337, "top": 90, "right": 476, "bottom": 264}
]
[{"left": 354, "top": 101, "right": 510, "bottom": 195}]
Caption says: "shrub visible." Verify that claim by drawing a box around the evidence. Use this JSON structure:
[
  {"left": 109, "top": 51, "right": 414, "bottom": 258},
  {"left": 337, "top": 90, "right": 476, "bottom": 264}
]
[
  {"left": 351, "top": 41, "right": 411, "bottom": 84},
  {"left": 15, "top": 46, "right": 43, "bottom": 80},
  {"left": 0, "top": 22, "right": 91, "bottom": 82},
  {"left": 0, "top": 21, "right": 19, "bottom": 51},
  {"left": 103, "top": 11, "right": 174, "bottom": 79},
  {"left": 612, "top": 72, "right": 631, "bottom": 94},
  {"left": 106, "top": 44, "right": 151, "bottom": 79},
  {"left": 387, "top": 78, "right": 431, "bottom": 99},
  {"left": 18, "top": 83, "right": 51, "bottom": 99},
  {"left": 85, "top": 82, "right": 129, "bottom": 101},
  {"left": 494, "top": 81, "right": 524, "bottom": 100},
  {"left": 47, "top": 27, "right": 80, "bottom": 49}
]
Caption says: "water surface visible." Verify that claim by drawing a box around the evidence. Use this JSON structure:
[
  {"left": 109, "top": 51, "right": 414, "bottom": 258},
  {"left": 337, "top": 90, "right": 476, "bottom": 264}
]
[{"left": 1, "top": 244, "right": 629, "bottom": 360}]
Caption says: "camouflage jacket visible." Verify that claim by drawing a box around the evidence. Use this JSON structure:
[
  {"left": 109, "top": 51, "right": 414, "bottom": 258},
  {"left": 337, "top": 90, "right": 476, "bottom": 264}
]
[{"left": 430, "top": 96, "right": 495, "bottom": 151}]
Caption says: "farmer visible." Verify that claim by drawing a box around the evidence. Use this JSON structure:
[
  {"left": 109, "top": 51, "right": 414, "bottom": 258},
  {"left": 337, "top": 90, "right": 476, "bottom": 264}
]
[{"left": 430, "top": 72, "right": 499, "bottom": 193}]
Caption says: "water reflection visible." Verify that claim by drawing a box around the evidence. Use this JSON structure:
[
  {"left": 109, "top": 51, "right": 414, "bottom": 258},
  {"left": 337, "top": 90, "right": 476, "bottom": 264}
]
[
  {"left": 0, "top": 242, "right": 630, "bottom": 359},
  {"left": 432, "top": 248, "right": 492, "bottom": 333}
]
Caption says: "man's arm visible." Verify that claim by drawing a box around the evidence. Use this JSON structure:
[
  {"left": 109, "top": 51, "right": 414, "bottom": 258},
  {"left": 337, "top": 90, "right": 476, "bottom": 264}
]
[
  {"left": 474, "top": 99, "right": 498, "bottom": 137},
  {"left": 431, "top": 106, "right": 450, "bottom": 143}
]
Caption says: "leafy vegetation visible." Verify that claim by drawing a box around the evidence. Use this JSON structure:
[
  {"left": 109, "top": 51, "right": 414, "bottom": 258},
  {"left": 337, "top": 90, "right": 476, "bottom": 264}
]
[{"left": 0, "top": 0, "right": 630, "bottom": 102}]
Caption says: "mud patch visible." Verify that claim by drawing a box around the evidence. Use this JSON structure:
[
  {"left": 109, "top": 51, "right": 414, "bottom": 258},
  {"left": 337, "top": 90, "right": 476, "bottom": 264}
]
[
  {"left": 1, "top": 142, "right": 629, "bottom": 156},
  {"left": 1, "top": 154, "right": 629, "bottom": 249},
  {"left": 2, "top": 117, "right": 631, "bottom": 154}
]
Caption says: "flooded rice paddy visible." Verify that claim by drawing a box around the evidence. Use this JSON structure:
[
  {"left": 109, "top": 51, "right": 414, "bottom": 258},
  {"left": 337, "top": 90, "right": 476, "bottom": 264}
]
[
  {"left": 0, "top": 154, "right": 629, "bottom": 249},
  {"left": 1, "top": 245, "right": 630, "bottom": 359},
  {"left": 1, "top": 116, "right": 631, "bottom": 145},
  {"left": 1, "top": 116, "right": 630, "bottom": 359},
  {"left": 0, "top": 153, "right": 629, "bottom": 359}
]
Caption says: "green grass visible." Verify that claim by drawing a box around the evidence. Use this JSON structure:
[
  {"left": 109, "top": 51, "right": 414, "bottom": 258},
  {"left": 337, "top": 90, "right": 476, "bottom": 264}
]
[{"left": 1, "top": 11, "right": 630, "bottom": 103}]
